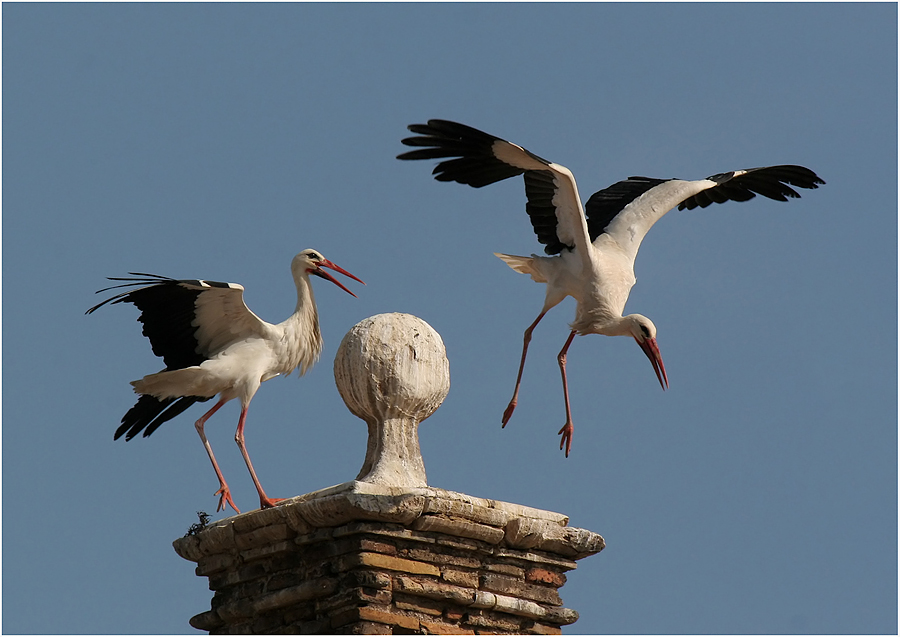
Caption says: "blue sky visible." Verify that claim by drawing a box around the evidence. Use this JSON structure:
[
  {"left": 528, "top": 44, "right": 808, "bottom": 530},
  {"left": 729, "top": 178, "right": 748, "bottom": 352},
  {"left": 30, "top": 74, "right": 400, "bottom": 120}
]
[{"left": 3, "top": 3, "right": 896, "bottom": 634}]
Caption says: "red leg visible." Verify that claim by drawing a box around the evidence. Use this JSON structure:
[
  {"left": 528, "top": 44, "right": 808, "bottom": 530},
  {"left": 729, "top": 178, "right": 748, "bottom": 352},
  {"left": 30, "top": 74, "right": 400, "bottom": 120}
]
[
  {"left": 194, "top": 398, "right": 241, "bottom": 514},
  {"left": 556, "top": 330, "right": 577, "bottom": 457},
  {"left": 502, "top": 311, "right": 547, "bottom": 427},
  {"left": 234, "top": 406, "right": 285, "bottom": 510}
]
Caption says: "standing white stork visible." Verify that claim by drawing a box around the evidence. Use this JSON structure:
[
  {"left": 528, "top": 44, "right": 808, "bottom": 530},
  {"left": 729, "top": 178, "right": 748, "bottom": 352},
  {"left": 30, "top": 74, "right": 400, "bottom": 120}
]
[
  {"left": 87, "top": 249, "right": 364, "bottom": 512},
  {"left": 398, "top": 119, "right": 823, "bottom": 457}
]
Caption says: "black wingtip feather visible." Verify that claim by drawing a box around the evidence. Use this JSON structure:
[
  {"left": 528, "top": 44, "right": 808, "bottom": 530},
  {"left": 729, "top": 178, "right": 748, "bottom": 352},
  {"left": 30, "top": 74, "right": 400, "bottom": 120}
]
[
  {"left": 116, "top": 394, "right": 211, "bottom": 441},
  {"left": 678, "top": 165, "right": 824, "bottom": 211},
  {"left": 88, "top": 275, "right": 215, "bottom": 370},
  {"left": 86, "top": 274, "right": 178, "bottom": 314},
  {"left": 398, "top": 119, "right": 532, "bottom": 188}
]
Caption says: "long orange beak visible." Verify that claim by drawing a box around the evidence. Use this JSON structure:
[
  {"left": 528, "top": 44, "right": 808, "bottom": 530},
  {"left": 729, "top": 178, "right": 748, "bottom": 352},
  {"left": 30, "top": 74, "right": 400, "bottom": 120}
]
[
  {"left": 637, "top": 336, "right": 668, "bottom": 390},
  {"left": 312, "top": 259, "right": 365, "bottom": 297}
]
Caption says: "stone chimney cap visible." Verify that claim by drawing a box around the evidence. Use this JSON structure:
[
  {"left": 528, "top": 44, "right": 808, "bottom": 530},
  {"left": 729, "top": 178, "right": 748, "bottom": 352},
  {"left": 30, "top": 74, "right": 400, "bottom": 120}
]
[{"left": 174, "top": 480, "right": 604, "bottom": 565}]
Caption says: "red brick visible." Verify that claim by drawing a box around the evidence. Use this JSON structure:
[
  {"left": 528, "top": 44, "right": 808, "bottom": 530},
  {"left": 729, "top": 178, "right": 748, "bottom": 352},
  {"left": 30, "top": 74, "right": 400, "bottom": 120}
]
[
  {"left": 420, "top": 618, "right": 476, "bottom": 634},
  {"left": 525, "top": 568, "right": 566, "bottom": 587},
  {"left": 484, "top": 562, "right": 525, "bottom": 579},
  {"left": 336, "top": 552, "right": 440, "bottom": 576},
  {"left": 481, "top": 573, "right": 562, "bottom": 606},
  {"left": 442, "top": 567, "right": 479, "bottom": 588},
  {"left": 525, "top": 621, "right": 562, "bottom": 635},
  {"left": 343, "top": 620, "right": 392, "bottom": 634},
  {"left": 395, "top": 593, "right": 445, "bottom": 616},
  {"left": 234, "top": 523, "right": 292, "bottom": 551},
  {"left": 463, "top": 610, "right": 523, "bottom": 632},
  {"left": 357, "top": 606, "right": 420, "bottom": 630},
  {"left": 403, "top": 547, "right": 481, "bottom": 568},
  {"left": 359, "top": 538, "right": 398, "bottom": 555},
  {"left": 395, "top": 575, "right": 476, "bottom": 605}
]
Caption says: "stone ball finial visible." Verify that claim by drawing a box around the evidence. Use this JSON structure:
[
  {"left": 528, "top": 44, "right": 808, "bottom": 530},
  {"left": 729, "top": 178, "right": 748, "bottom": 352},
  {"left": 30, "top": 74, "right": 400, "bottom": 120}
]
[{"left": 334, "top": 313, "right": 450, "bottom": 487}]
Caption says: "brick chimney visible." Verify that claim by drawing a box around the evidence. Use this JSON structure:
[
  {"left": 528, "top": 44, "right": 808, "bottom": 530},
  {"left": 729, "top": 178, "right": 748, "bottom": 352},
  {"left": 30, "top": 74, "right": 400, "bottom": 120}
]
[{"left": 173, "top": 313, "right": 604, "bottom": 634}]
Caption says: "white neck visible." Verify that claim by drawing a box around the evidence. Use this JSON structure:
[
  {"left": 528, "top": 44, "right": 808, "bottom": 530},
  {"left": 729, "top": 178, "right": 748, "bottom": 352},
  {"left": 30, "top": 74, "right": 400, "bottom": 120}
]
[
  {"left": 279, "top": 270, "right": 322, "bottom": 376},
  {"left": 593, "top": 314, "right": 638, "bottom": 337}
]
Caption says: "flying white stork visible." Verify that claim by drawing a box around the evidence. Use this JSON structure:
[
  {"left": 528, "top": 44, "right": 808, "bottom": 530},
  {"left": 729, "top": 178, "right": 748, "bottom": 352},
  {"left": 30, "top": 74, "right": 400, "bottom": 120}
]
[
  {"left": 398, "top": 119, "right": 823, "bottom": 457},
  {"left": 87, "top": 249, "right": 364, "bottom": 512}
]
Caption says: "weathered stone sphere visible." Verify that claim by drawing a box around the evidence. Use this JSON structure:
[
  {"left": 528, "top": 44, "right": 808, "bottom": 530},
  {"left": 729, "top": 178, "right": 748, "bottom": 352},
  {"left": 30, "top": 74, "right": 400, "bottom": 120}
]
[
  {"left": 334, "top": 313, "right": 450, "bottom": 426},
  {"left": 333, "top": 313, "right": 450, "bottom": 487}
]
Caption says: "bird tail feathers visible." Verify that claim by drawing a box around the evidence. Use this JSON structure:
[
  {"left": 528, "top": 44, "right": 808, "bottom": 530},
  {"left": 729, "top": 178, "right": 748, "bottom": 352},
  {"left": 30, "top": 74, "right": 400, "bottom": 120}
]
[
  {"left": 132, "top": 367, "right": 216, "bottom": 399},
  {"left": 494, "top": 253, "right": 546, "bottom": 283}
]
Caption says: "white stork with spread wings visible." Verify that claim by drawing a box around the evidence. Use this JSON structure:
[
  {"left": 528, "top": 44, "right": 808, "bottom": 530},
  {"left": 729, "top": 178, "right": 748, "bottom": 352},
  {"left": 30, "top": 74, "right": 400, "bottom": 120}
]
[
  {"left": 399, "top": 119, "right": 824, "bottom": 456},
  {"left": 88, "top": 249, "right": 364, "bottom": 512}
]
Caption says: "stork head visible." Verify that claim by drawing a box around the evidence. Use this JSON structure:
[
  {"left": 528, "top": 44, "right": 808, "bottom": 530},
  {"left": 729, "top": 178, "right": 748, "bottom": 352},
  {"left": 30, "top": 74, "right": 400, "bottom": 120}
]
[
  {"left": 293, "top": 249, "right": 365, "bottom": 297},
  {"left": 627, "top": 314, "right": 668, "bottom": 390}
]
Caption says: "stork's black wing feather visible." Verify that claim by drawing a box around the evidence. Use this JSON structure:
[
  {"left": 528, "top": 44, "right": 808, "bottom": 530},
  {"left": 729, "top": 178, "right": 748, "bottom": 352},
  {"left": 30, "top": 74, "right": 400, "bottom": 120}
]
[
  {"left": 398, "top": 119, "right": 535, "bottom": 187},
  {"left": 585, "top": 166, "right": 824, "bottom": 243},
  {"left": 88, "top": 274, "right": 236, "bottom": 370},
  {"left": 584, "top": 176, "right": 670, "bottom": 241},
  {"left": 89, "top": 275, "right": 205, "bottom": 370},
  {"left": 399, "top": 119, "right": 571, "bottom": 253},
  {"left": 678, "top": 165, "right": 824, "bottom": 211},
  {"left": 127, "top": 283, "right": 209, "bottom": 370},
  {"left": 523, "top": 170, "right": 573, "bottom": 255},
  {"left": 115, "top": 394, "right": 211, "bottom": 441}
]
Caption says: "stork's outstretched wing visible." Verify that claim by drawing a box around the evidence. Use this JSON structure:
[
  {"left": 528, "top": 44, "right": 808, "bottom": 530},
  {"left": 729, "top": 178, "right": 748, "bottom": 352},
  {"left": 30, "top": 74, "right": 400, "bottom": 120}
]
[
  {"left": 88, "top": 274, "right": 273, "bottom": 366},
  {"left": 586, "top": 165, "right": 825, "bottom": 262},
  {"left": 399, "top": 119, "right": 592, "bottom": 257}
]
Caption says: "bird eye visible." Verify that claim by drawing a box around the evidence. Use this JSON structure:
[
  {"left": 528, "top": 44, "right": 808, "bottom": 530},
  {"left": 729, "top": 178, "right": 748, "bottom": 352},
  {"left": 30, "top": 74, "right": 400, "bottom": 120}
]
[{"left": 640, "top": 324, "right": 650, "bottom": 338}]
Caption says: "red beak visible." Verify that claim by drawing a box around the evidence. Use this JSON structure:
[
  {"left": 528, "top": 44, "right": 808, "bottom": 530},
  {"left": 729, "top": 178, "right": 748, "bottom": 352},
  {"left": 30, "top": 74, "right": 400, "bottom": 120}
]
[
  {"left": 312, "top": 259, "right": 365, "bottom": 297},
  {"left": 637, "top": 336, "right": 668, "bottom": 390}
]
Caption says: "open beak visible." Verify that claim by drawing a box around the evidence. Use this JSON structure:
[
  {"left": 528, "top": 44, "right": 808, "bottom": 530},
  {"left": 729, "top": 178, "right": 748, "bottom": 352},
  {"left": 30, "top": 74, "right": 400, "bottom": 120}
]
[
  {"left": 312, "top": 259, "right": 366, "bottom": 297},
  {"left": 637, "top": 336, "right": 668, "bottom": 390}
]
